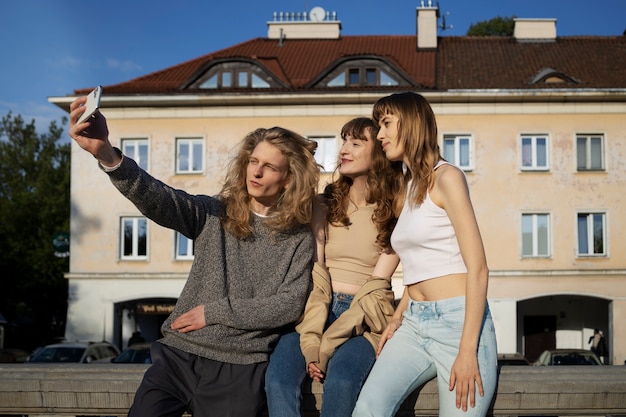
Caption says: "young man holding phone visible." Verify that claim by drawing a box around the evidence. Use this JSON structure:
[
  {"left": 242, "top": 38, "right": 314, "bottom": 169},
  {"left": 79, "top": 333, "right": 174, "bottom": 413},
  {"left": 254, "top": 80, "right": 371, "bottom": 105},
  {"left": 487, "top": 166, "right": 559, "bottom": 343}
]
[{"left": 69, "top": 92, "right": 320, "bottom": 417}]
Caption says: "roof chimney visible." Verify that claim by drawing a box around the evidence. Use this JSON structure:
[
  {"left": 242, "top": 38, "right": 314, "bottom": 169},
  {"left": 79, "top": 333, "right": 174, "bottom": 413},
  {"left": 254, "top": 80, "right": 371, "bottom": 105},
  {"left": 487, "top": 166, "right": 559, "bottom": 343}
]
[
  {"left": 417, "top": 0, "right": 438, "bottom": 49},
  {"left": 267, "top": 8, "right": 341, "bottom": 40},
  {"left": 514, "top": 18, "right": 557, "bottom": 42}
]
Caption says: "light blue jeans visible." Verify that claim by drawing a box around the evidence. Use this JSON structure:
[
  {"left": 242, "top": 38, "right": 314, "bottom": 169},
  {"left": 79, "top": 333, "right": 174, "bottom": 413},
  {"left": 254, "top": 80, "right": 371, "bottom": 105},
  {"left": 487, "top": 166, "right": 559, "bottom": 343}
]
[
  {"left": 352, "top": 296, "right": 498, "bottom": 417},
  {"left": 266, "top": 293, "right": 377, "bottom": 417}
]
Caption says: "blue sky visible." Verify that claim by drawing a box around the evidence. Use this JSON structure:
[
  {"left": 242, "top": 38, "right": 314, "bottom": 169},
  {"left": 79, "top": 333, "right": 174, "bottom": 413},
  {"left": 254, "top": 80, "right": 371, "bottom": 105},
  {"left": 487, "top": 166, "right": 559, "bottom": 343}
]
[{"left": 1, "top": 0, "right": 624, "bottom": 133}]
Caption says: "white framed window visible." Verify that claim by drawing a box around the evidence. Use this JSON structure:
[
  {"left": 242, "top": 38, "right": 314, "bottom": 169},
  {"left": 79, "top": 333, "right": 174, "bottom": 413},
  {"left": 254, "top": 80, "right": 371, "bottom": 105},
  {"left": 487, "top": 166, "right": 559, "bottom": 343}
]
[
  {"left": 577, "top": 212, "right": 606, "bottom": 256},
  {"left": 222, "top": 71, "right": 232, "bottom": 87},
  {"left": 521, "top": 213, "right": 551, "bottom": 257},
  {"left": 521, "top": 134, "right": 549, "bottom": 171},
  {"left": 196, "top": 64, "right": 273, "bottom": 89},
  {"left": 175, "top": 232, "right": 194, "bottom": 260},
  {"left": 576, "top": 134, "right": 604, "bottom": 171},
  {"left": 120, "top": 217, "right": 148, "bottom": 260},
  {"left": 331, "top": 67, "right": 399, "bottom": 86},
  {"left": 325, "top": 65, "right": 400, "bottom": 87},
  {"left": 316, "top": 56, "right": 409, "bottom": 88},
  {"left": 122, "top": 138, "right": 149, "bottom": 171},
  {"left": 309, "top": 135, "right": 338, "bottom": 173},
  {"left": 443, "top": 134, "right": 473, "bottom": 170},
  {"left": 176, "top": 138, "right": 204, "bottom": 174}
]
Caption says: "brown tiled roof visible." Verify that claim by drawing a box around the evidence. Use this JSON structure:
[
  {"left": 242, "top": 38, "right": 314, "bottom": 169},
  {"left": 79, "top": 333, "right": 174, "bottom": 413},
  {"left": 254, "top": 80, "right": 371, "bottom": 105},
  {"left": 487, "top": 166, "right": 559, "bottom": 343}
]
[
  {"left": 78, "top": 36, "right": 434, "bottom": 96},
  {"left": 437, "top": 36, "right": 626, "bottom": 89},
  {"left": 76, "top": 34, "right": 626, "bottom": 96}
]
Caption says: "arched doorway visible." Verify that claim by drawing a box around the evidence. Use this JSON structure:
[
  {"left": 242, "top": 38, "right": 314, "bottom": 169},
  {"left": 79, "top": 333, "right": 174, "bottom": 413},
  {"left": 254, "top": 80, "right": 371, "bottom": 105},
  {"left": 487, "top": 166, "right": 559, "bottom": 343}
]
[
  {"left": 114, "top": 298, "right": 177, "bottom": 349},
  {"left": 518, "top": 295, "right": 610, "bottom": 363}
]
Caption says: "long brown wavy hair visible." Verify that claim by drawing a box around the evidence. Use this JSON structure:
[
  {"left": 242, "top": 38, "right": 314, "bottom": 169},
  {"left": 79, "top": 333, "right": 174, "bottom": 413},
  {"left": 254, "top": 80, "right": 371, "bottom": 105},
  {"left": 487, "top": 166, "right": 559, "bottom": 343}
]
[
  {"left": 220, "top": 127, "right": 320, "bottom": 238},
  {"left": 323, "top": 117, "right": 403, "bottom": 251},
  {"left": 372, "top": 92, "right": 440, "bottom": 215}
]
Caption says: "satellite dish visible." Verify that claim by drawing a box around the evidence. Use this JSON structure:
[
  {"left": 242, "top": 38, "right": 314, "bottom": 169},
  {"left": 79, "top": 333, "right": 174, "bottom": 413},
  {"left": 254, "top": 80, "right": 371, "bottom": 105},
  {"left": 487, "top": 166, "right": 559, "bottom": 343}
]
[{"left": 310, "top": 6, "right": 326, "bottom": 22}]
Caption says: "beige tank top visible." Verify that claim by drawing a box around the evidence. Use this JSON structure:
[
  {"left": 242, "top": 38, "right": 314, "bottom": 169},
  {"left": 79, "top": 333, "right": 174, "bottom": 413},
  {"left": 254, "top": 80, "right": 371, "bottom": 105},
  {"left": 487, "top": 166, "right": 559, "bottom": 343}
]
[{"left": 325, "top": 205, "right": 380, "bottom": 287}]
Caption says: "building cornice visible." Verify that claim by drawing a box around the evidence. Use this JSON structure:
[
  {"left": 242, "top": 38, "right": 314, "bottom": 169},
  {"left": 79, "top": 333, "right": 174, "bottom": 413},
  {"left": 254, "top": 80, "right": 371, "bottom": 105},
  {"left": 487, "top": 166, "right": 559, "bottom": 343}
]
[
  {"left": 490, "top": 269, "right": 626, "bottom": 277},
  {"left": 65, "top": 269, "right": 626, "bottom": 280},
  {"left": 48, "top": 89, "right": 626, "bottom": 121},
  {"left": 65, "top": 272, "right": 189, "bottom": 280}
]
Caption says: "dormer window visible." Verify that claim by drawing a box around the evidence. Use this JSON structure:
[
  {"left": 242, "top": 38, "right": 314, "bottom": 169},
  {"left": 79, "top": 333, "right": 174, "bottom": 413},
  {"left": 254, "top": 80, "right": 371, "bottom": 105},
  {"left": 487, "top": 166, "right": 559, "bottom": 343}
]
[
  {"left": 316, "top": 58, "right": 408, "bottom": 88},
  {"left": 530, "top": 67, "right": 579, "bottom": 85},
  {"left": 188, "top": 61, "right": 278, "bottom": 90},
  {"left": 328, "top": 66, "right": 398, "bottom": 87},
  {"left": 200, "top": 70, "right": 270, "bottom": 89}
]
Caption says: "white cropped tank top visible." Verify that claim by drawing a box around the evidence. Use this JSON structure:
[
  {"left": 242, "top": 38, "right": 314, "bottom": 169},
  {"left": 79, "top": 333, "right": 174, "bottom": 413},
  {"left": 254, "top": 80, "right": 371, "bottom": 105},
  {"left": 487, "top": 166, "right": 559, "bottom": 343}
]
[{"left": 391, "top": 161, "right": 467, "bottom": 285}]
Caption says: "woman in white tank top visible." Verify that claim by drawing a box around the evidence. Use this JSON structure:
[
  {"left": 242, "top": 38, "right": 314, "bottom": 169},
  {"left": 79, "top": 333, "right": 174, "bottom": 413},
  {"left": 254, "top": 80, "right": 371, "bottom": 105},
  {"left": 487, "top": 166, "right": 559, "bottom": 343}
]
[{"left": 353, "top": 92, "right": 498, "bottom": 417}]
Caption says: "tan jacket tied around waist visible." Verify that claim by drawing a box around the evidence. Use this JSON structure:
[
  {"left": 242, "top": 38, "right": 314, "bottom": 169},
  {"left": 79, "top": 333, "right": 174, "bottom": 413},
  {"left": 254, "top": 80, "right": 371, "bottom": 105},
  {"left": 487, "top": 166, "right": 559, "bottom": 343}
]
[{"left": 295, "top": 262, "right": 396, "bottom": 373}]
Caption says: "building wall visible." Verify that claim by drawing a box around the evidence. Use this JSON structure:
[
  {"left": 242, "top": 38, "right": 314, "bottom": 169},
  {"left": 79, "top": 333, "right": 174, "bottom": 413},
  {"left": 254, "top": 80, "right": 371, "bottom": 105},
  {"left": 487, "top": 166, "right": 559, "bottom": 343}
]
[{"left": 67, "top": 98, "right": 626, "bottom": 364}]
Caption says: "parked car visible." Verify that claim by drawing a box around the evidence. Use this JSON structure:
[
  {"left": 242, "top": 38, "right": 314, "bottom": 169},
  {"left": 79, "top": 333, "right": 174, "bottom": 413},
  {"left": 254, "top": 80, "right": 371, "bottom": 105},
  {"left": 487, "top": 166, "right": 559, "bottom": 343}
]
[
  {"left": 497, "top": 352, "right": 530, "bottom": 367},
  {"left": 533, "top": 348, "right": 602, "bottom": 366},
  {"left": 27, "top": 341, "right": 120, "bottom": 363},
  {"left": 110, "top": 342, "right": 152, "bottom": 364},
  {"left": 0, "top": 348, "right": 30, "bottom": 363}
]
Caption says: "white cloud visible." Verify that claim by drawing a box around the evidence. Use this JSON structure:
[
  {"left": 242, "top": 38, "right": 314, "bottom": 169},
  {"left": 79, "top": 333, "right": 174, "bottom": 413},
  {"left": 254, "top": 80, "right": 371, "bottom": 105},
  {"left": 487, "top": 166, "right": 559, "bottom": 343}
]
[
  {"left": 0, "top": 98, "right": 19, "bottom": 110},
  {"left": 0, "top": 99, "right": 68, "bottom": 136},
  {"left": 46, "top": 55, "right": 88, "bottom": 69},
  {"left": 107, "top": 58, "right": 142, "bottom": 73},
  {"left": 45, "top": 55, "right": 141, "bottom": 75}
]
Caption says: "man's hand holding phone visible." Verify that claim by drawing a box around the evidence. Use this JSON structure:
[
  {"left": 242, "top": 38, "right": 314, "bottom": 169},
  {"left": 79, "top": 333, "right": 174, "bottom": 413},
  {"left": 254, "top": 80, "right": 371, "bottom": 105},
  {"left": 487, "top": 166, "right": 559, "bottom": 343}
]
[
  {"left": 72, "top": 86, "right": 108, "bottom": 141},
  {"left": 70, "top": 88, "right": 119, "bottom": 167},
  {"left": 77, "top": 85, "right": 102, "bottom": 124}
]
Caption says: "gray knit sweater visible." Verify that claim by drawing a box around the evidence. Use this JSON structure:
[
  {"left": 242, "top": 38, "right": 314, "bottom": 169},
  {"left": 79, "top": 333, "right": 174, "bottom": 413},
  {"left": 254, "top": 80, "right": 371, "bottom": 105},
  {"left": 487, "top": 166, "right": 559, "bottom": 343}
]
[{"left": 106, "top": 155, "right": 314, "bottom": 365}]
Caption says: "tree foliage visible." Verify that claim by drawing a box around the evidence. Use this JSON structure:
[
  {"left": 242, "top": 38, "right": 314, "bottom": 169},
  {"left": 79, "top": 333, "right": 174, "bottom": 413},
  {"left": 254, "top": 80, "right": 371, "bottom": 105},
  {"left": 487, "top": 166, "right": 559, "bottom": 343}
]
[
  {"left": 0, "top": 113, "right": 70, "bottom": 349},
  {"left": 467, "top": 16, "right": 516, "bottom": 36}
]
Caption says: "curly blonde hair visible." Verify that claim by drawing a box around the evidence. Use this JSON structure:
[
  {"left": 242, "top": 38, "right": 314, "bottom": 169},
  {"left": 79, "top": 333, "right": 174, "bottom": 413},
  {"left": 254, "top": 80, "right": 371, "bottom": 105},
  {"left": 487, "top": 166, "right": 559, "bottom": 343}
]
[
  {"left": 372, "top": 92, "right": 440, "bottom": 214},
  {"left": 220, "top": 127, "right": 320, "bottom": 238},
  {"left": 323, "top": 117, "right": 403, "bottom": 251}
]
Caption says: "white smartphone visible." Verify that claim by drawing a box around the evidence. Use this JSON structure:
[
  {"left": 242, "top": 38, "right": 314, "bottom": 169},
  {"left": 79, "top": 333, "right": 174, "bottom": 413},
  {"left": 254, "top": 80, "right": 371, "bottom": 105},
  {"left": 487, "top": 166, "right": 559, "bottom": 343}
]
[{"left": 77, "top": 85, "right": 102, "bottom": 124}]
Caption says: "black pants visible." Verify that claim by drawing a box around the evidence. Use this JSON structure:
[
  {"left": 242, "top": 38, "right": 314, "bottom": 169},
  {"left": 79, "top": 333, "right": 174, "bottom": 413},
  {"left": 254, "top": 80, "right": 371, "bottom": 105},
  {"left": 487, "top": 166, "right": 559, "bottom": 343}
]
[{"left": 128, "top": 342, "right": 267, "bottom": 417}]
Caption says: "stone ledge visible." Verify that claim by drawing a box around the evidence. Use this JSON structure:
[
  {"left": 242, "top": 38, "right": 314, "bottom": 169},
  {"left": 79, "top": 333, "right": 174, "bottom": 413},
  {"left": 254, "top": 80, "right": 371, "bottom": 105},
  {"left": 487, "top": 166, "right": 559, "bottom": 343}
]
[{"left": 1, "top": 364, "right": 625, "bottom": 416}]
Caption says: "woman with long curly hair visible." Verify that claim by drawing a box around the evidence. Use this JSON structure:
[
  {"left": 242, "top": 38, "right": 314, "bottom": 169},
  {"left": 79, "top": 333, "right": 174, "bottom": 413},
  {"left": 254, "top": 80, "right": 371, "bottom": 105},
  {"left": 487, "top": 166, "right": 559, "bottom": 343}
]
[
  {"left": 265, "top": 117, "right": 404, "bottom": 417},
  {"left": 68, "top": 95, "right": 320, "bottom": 417}
]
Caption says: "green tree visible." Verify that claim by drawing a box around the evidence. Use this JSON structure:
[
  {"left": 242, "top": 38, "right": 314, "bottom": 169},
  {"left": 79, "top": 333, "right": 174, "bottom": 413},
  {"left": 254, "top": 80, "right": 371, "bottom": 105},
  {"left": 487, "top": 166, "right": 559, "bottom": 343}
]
[
  {"left": 0, "top": 113, "right": 70, "bottom": 350},
  {"left": 467, "top": 16, "right": 516, "bottom": 36}
]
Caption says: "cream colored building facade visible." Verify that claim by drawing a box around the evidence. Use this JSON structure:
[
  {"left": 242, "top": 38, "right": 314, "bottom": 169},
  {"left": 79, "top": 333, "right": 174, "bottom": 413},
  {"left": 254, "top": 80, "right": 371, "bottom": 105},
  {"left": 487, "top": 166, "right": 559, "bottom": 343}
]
[{"left": 51, "top": 6, "right": 626, "bottom": 364}]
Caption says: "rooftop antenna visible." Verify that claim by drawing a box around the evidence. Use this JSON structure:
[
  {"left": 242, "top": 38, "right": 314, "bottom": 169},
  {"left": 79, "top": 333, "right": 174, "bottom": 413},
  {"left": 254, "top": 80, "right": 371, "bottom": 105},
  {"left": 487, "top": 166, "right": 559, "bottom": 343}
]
[
  {"left": 437, "top": 2, "right": 453, "bottom": 31},
  {"left": 440, "top": 11, "right": 453, "bottom": 30}
]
